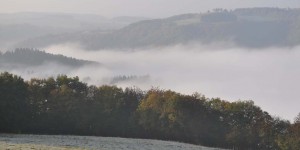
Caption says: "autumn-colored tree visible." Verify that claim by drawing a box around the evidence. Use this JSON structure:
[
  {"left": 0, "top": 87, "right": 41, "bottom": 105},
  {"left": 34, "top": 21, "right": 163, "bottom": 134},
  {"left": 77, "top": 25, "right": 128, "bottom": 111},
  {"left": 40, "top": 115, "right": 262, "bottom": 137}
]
[{"left": 0, "top": 72, "right": 296, "bottom": 149}]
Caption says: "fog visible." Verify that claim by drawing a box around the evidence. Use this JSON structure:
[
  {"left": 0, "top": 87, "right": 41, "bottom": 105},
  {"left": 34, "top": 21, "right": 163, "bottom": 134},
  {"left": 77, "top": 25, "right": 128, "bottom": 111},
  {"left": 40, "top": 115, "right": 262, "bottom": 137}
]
[
  {"left": 1, "top": 0, "right": 299, "bottom": 18},
  {"left": 2, "top": 42, "right": 299, "bottom": 121},
  {"left": 26, "top": 44, "right": 295, "bottom": 121}
]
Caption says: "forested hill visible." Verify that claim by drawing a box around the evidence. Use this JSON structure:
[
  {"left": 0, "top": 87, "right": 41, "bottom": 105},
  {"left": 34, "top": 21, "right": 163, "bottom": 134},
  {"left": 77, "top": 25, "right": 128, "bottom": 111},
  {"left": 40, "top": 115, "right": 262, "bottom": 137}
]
[
  {"left": 17, "top": 8, "right": 300, "bottom": 50},
  {"left": 0, "top": 12, "right": 149, "bottom": 49},
  {"left": 0, "top": 48, "right": 97, "bottom": 67}
]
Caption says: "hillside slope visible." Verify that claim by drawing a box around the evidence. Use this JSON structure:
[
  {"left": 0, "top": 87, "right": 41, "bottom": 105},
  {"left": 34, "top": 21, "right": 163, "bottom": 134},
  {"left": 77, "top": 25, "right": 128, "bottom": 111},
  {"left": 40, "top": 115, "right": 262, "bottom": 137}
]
[
  {"left": 0, "top": 134, "right": 224, "bottom": 150},
  {"left": 0, "top": 12, "right": 148, "bottom": 49},
  {"left": 16, "top": 8, "right": 300, "bottom": 50},
  {"left": 0, "top": 48, "right": 99, "bottom": 78},
  {"left": 0, "top": 48, "right": 96, "bottom": 68}
]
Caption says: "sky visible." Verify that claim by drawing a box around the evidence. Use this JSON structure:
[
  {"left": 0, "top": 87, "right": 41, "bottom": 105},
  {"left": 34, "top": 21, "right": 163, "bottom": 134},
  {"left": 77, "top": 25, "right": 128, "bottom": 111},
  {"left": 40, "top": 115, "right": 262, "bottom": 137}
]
[{"left": 0, "top": 0, "right": 299, "bottom": 17}]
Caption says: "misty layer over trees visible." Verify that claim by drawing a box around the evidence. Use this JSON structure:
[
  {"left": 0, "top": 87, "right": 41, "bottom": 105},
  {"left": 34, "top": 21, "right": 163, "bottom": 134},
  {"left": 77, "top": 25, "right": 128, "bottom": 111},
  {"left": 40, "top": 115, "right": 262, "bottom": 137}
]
[
  {"left": 1, "top": 8, "right": 300, "bottom": 121},
  {"left": 0, "top": 48, "right": 100, "bottom": 81},
  {"left": 13, "top": 8, "right": 300, "bottom": 50},
  {"left": 0, "top": 48, "right": 96, "bottom": 67},
  {"left": 1, "top": 6, "right": 300, "bottom": 149},
  {"left": 0, "top": 72, "right": 299, "bottom": 150}
]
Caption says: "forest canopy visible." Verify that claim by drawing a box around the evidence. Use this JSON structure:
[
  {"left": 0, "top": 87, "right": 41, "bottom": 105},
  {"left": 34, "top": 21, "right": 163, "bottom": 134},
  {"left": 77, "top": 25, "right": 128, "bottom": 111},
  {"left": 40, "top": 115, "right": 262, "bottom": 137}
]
[{"left": 0, "top": 72, "right": 299, "bottom": 149}]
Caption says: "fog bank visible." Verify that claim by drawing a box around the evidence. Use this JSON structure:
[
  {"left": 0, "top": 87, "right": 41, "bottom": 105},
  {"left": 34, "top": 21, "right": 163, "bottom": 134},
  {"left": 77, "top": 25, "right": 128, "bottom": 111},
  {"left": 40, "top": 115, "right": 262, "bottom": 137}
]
[{"left": 39, "top": 44, "right": 300, "bottom": 121}]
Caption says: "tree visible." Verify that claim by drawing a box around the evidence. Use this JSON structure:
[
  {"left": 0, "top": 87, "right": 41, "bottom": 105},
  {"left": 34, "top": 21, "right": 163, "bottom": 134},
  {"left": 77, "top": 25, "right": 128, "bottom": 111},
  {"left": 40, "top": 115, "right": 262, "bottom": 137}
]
[
  {"left": 0, "top": 72, "right": 29, "bottom": 132},
  {"left": 277, "top": 113, "right": 300, "bottom": 150},
  {"left": 295, "top": 113, "right": 300, "bottom": 124},
  {"left": 0, "top": 72, "right": 295, "bottom": 149},
  {"left": 136, "top": 89, "right": 223, "bottom": 146}
]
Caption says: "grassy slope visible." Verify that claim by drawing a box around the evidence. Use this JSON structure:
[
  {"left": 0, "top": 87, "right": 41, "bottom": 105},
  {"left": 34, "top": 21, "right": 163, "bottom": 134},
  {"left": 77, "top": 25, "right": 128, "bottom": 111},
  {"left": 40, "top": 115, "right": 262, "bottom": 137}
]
[
  {"left": 0, "top": 134, "right": 224, "bottom": 150},
  {"left": 0, "top": 141, "right": 84, "bottom": 150}
]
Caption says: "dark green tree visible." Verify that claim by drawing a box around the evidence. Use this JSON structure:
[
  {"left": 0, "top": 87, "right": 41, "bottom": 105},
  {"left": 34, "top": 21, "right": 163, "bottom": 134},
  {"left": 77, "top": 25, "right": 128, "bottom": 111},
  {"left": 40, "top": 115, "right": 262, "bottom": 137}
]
[{"left": 0, "top": 72, "right": 29, "bottom": 132}]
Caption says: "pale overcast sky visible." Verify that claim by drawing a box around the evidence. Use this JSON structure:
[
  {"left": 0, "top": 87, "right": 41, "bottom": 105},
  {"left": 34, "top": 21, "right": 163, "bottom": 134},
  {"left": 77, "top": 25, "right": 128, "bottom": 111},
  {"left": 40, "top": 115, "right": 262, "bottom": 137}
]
[{"left": 0, "top": 0, "right": 299, "bottom": 17}]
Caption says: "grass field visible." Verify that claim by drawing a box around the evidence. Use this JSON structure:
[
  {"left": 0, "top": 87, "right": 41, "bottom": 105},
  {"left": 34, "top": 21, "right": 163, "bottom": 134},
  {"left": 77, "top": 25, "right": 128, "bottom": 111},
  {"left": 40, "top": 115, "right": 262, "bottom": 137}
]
[{"left": 0, "top": 134, "right": 224, "bottom": 150}]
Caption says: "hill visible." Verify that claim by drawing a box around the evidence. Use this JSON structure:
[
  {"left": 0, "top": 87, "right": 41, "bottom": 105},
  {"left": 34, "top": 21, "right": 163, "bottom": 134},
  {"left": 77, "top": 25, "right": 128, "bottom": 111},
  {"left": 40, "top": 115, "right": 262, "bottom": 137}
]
[
  {"left": 0, "top": 48, "right": 96, "bottom": 67},
  {"left": 0, "top": 12, "right": 148, "bottom": 49},
  {"left": 16, "top": 8, "right": 300, "bottom": 50},
  {"left": 0, "top": 48, "right": 99, "bottom": 77}
]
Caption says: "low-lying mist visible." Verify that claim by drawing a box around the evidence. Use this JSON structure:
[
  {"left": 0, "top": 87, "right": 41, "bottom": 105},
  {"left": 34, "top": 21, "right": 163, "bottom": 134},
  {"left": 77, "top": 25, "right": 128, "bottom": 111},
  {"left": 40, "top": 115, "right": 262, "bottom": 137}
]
[{"left": 6, "top": 43, "right": 300, "bottom": 121}]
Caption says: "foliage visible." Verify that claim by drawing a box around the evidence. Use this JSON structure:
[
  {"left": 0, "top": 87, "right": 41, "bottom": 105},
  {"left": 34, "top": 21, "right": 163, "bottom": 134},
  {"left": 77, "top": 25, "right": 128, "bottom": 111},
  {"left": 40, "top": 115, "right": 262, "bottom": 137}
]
[
  {"left": 0, "top": 72, "right": 29, "bottom": 132},
  {"left": 0, "top": 72, "right": 299, "bottom": 149}
]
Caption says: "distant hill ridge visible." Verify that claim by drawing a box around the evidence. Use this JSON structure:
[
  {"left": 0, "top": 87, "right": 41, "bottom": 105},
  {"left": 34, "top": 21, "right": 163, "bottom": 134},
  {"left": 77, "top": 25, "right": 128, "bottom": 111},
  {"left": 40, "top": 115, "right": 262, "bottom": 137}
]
[
  {"left": 0, "top": 48, "right": 97, "bottom": 67},
  {"left": 0, "top": 12, "right": 149, "bottom": 49},
  {"left": 16, "top": 7, "right": 300, "bottom": 50}
]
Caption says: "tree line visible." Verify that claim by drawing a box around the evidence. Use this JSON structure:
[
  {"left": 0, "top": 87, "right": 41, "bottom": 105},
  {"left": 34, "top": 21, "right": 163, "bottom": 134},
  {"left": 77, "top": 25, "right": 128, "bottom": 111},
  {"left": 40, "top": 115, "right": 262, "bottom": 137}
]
[
  {"left": 0, "top": 72, "right": 299, "bottom": 149},
  {"left": 0, "top": 48, "right": 96, "bottom": 67}
]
